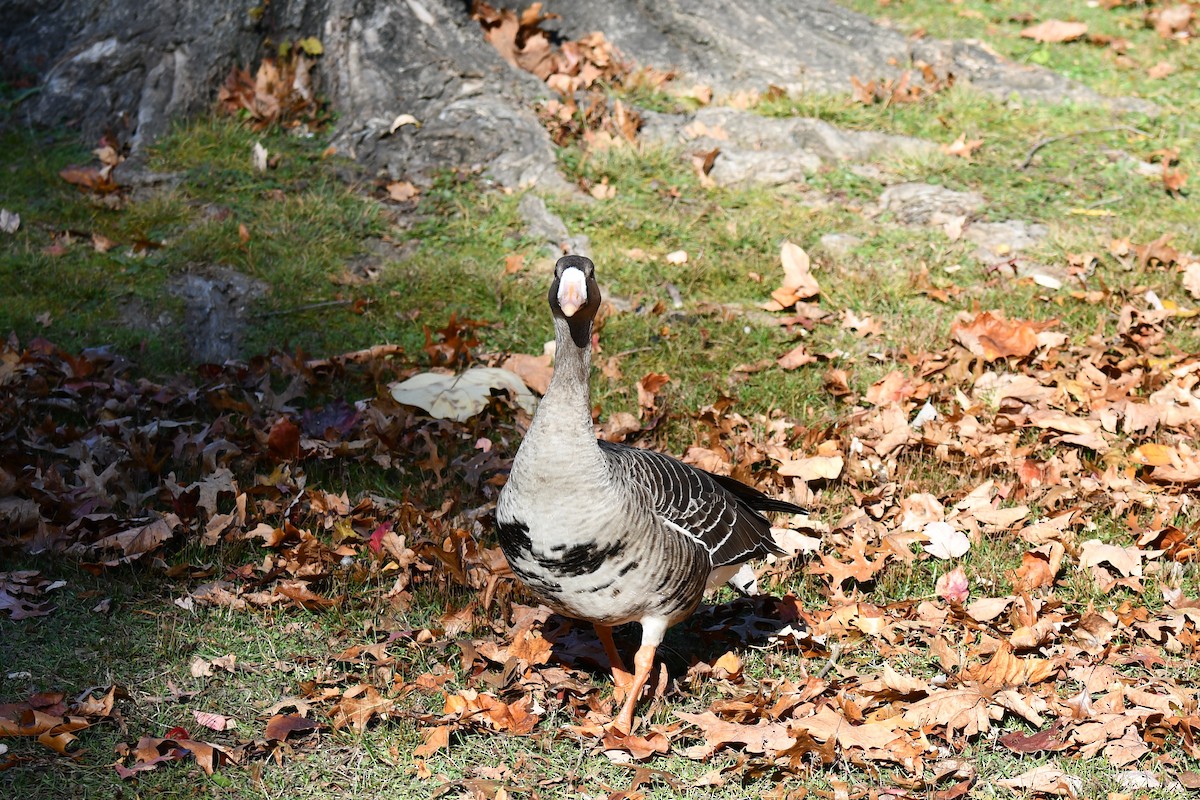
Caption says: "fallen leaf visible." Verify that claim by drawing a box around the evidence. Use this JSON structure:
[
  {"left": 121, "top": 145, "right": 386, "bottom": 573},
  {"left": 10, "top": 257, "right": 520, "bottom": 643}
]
[
  {"left": 387, "top": 181, "right": 419, "bottom": 202},
  {"left": 192, "top": 710, "right": 233, "bottom": 731},
  {"left": 924, "top": 521, "right": 970, "bottom": 559},
  {"left": 776, "top": 344, "right": 816, "bottom": 370},
  {"left": 777, "top": 455, "right": 843, "bottom": 481},
  {"left": 414, "top": 725, "right": 451, "bottom": 757},
  {"left": 936, "top": 566, "right": 969, "bottom": 603},
  {"left": 1020, "top": 19, "right": 1088, "bottom": 43},
  {"left": 389, "top": 368, "right": 537, "bottom": 421},
  {"left": 764, "top": 242, "right": 820, "bottom": 310},
  {"left": 264, "top": 714, "right": 320, "bottom": 741},
  {"left": 951, "top": 310, "right": 1054, "bottom": 361},
  {"left": 501, "top": 352, "right": 553, "bottom": 396},
  {"left": 942, "top": 134, "right": 984, "bottom": 159},
  {"left": 998, "top": 764, "right": 1080, "bottom": 797},
  {"left": 1147, "top": 61, "right": 1176, "bottom": 80}
]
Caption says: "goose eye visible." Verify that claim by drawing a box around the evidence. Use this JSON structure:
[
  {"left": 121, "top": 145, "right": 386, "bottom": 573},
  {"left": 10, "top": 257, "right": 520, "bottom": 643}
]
[{"left": 557, "top": 267, "right": 588, "bottom": 317}]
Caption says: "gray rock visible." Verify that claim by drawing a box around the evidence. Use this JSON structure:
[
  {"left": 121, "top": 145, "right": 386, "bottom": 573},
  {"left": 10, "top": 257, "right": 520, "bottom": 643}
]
[
  {"left": 640, "top": 106, "right": 933, "bottom": 186},
  {"left": 1, "top": 0, "right": 1152, "bottom": 195},
  {"left": 518, "top": 195, "right": 591, "bottom": 258},
  {"left": 964, "top": 220, "right": 1049, "bottom": 262},
  {"left": 875, "top": 182, "right": 986, "bottom": 225},
  {"left": 707, "top": 149, "right": 821, "bottom": 187},
  {"left": 818, "top": 233, "right": 864, "bottom": 258},
  {"left": 1, "top": 0, "right": 566, "bottom": 191},
  {"left": 167, "top": 266, "right": 268, "bottom": 363},
  {"left": 548, "top": 0, "right": 1155, "bottom": 112}
]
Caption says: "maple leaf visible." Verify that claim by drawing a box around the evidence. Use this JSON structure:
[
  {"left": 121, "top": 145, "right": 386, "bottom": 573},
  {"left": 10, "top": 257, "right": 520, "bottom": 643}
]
[
  {"left": 923, "top": 521, "right": 970, "bottom": 559},
  {"left": 675, "top": 710, "right": 794, "bottom": 758},
  {"left": 999, "top": 724, "right": 1071, "bottom": 754},
  {"left": 941, "top": 134, "right": 984, "bottom": 159},
  {"left": 776, "top": 344, "right": 816, "bottom": 370},
  {"left": 329, "top": 685, "right": 393, "bottom": 731},
  {"left": 777, "top": 455, "right": 843, "bottom": 482},
  {"left": 413, "top": 725, "right": 451, "bottom": 758},
  {"left": 809, "top": 533, "right": 889, "bottom": 585},
  {"left": 964, "top": 641, "right": 1057, "bottom": 689},
  {"left": 1078, "top": 539, "right": 1154, "bottom": 578},
  {"left": 791, "top": 705, "right": 909, "bottom": 752},
  {"left": 636, "top": 371, "right": 670, "bottom": 415},
  {"left": 386, "top": 181, "right": 419, "bottom": 202}
]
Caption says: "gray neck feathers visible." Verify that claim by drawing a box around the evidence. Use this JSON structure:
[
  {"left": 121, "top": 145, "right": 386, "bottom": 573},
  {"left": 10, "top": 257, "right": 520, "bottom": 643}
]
[{"left": 534, "top": 315, "right": 594, "bottom": 437}]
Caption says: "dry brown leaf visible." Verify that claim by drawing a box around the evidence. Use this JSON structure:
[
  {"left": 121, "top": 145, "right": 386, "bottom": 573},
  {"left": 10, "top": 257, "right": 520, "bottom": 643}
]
[
  {"left": 951, "top": 310, "right": 1055, "bottom": 361},
  {"left": 1148, "top": 61, "right": 1176, "bottom": 80},
  {"left": 902, "top": 688, "right": 997, "bottom": 737},
  {"left": 941, "top": 134, "right": 984, "bottom": 159},
  {"left": 776, "top": 344, "right": 816, "bottom": 370},
  {"left": 676, "top": 711, "right": 794, "bottom": 758},
  {"left": 501, "top": 352, "right": 553, "bottom": 395},
  {"left": 1183, "top": 262, "right": 1200, "bottom": 300},
  {"left": 998, "top": 765, "right": 1079, "bottom": 797},
  {"left": 777, "top": 455, "right": 843, "bottom": 481},
  {"left": 636, "top": 372, "right": 670, "bottom": 415},
  {"left": 387, "top": 181, "right": 419, "bottom": 202},
  {"left": 503, "top": 253, "right": 525, "bottom": 274},
  {"left": 763, "top": 242, "right": 820, "bottom": 310},
  {"left": 1020, "top": 19, "right": 1089, "bottom": 42},
  {"left": 413, "top": 725, "right": 451, "bottom": 758},
  {"left": 264, "top": 714, "right": 320, "bottom": 741}
]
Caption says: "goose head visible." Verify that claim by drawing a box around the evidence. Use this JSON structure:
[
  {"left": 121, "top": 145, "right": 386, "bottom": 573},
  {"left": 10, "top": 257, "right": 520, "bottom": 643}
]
[{"left": 549, "top": 255, "right": 601, "bottom": 348}]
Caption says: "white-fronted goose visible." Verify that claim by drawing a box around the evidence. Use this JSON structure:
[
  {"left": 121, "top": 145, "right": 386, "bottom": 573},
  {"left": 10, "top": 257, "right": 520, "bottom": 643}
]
[{"left": 496, "top": 255, "right": 804, "bottom": 732}]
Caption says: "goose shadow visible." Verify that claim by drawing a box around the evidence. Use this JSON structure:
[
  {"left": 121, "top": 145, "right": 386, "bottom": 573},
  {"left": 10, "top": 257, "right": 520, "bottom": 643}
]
[{"left": 541, "top": 592, "right": 812, "bottom": 686}]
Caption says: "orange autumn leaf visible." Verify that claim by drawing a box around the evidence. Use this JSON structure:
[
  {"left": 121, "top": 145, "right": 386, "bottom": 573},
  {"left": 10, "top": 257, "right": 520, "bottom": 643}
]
[{"left": 950, "top": 310, "right": 1056, "bottom": 361}]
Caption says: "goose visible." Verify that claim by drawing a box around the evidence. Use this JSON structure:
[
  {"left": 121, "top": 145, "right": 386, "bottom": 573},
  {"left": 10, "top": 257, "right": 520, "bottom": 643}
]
[{"left": 496, "top": 254, "right": 804, "bottom": 733}]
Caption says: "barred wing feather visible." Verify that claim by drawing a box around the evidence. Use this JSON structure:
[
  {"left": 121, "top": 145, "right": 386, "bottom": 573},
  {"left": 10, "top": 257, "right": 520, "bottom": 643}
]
[{"left": 597, "top": 440, "right": 800, "bottom": 567}]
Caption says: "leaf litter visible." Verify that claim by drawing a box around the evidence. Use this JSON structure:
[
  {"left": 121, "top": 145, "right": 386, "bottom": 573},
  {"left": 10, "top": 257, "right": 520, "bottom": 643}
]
[{"left": 2, "top": 238, "right": 1199, "bottom": 791}]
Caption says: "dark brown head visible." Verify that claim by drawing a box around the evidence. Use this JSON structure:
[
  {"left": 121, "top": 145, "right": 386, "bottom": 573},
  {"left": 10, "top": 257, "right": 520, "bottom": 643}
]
[{"left": 549, "top": 255, "right": 601, "bottom": 348}]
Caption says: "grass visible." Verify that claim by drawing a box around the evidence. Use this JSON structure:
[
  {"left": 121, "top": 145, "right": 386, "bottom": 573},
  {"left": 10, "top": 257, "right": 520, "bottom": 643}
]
[{"left": 3, "top": 0, "right": 1200, "bottom": 795}]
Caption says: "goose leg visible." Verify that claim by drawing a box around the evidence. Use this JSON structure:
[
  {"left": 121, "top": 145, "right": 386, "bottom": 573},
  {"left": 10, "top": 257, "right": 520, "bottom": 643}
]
[
  {"left": 594, "top": 624, "right": 633, "bottom": 691},
  {"left": 613, "top": 644, "right": 657, "bottom": 733},
  {"left": 612, "top": 618, "right": 667, "bottom": 734}
]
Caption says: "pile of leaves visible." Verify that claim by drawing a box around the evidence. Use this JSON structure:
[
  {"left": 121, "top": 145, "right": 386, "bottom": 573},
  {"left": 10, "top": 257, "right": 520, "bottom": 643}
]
[
  {"left": 850, "top": 61, "right": 955, "bottom": 106},
  {"left": 470, "top": 1, "right": 664, "bottom": 147},
  {"left": 218, "top": 38, "right": 329, "bottom": 131}
]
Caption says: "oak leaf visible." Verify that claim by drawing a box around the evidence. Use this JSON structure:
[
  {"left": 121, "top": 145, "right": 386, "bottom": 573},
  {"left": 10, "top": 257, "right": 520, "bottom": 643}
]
[{"left": 951, "top": 310, "right": 1054, "bottom": 361}]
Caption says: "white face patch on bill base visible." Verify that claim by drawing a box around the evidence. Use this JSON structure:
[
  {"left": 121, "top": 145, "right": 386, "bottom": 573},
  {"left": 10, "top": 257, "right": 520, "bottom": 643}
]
[{"left": 557, "top": 267, "right": 588, "bottom": 317}]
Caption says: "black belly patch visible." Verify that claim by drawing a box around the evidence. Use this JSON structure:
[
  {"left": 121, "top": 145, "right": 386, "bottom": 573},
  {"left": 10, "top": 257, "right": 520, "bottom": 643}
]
[
  {"left": 544, "top": 539, "right": 625, "bottom": 578},
  {"left": 496, "top": 519, "right": 532, "bottom": 561}
]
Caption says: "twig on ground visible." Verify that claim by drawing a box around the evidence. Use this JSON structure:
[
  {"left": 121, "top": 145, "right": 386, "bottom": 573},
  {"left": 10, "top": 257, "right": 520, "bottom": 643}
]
[
  {"left": 1018, "top": 126, "right": 1151, "bottom": 170},
  {"left": 305, "top": 344, "right": 405, "bottom": 369},
  {"left": 263, "top": 298, "right": 355, "bottom": 317},
  {"left": 814, "top": 642, "right": 842, "bottom": 680}
]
